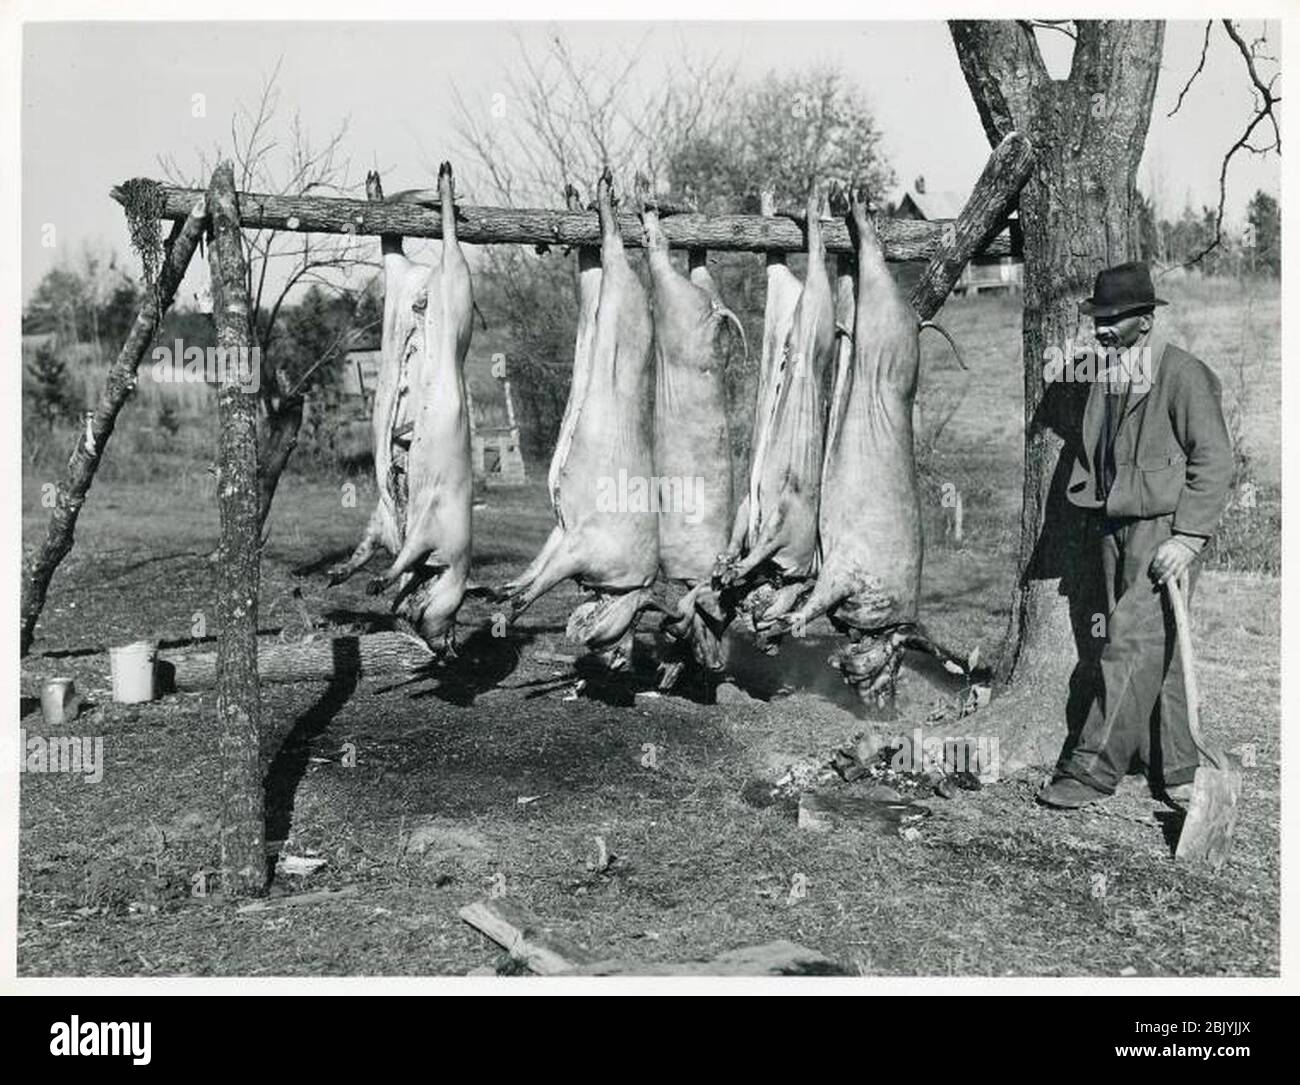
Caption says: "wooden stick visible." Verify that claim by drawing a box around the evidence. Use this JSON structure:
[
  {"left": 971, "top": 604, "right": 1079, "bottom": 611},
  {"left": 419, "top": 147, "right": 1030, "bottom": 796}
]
[
  {"left": 459, "top": 897, "right": 843, "bottom": 976},
  {"left": 159, "top": 631, "right": 434, "bottom": 691},
  {"left": 111, "top": 180, "right": 1019, "bottom": 261},
  {"left": 207, "top": 160, "right": 266, "bottom": 899},
  {"left": 578, "top": 941, "right": 842, "bottom": 976},
  {"left": 910, "top": 132, "right": 1034, "bottom": 321},
  {"left": 237, "top": 886, "right": 360, "bottom": 914},
  {"left": 458, "top": 899, "right": 598, "bottom": 975},
  {"left": 20, "top": 200, "right": 207, "bottom": 657}
]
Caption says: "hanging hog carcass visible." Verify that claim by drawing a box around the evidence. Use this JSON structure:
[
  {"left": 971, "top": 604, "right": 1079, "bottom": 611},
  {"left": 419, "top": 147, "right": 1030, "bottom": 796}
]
[
  {"left": 638, "top": 181, "right": 744, "bottom": 687},
  {"left": 500, "top": 169, "right": 658, "bottom": 669},
  {"left": 327, "top": 163, "right": 475, "bottom": 654},
  {"left": 776, "top": 189, "right": 968, "bottom": 702},
  {"left": 715, "top": 186, "right": 837, "bottom": 650}
]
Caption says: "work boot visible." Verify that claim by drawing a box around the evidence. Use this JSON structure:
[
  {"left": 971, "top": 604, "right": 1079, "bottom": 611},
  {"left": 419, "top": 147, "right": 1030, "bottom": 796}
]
[
  {"left": 1160, "top": 781, "right": 1196, "bottom": 812},
  {"left": 1036, "top": 775, "right": 1112, "bottom": 809}
]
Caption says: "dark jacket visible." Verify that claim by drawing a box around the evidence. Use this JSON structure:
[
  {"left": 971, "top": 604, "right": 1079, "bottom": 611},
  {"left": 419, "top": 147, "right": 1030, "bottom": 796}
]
[{"left": 1066, "top": 334, "right": 1234, "bottom": 537}]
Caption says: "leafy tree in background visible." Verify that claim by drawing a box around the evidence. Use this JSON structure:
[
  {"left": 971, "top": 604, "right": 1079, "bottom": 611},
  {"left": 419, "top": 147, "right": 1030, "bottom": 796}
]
[
  {"left": 25, "top": 344, "right": 79, "bottom": 429},
  {"left": 23, "top": 266, "right": 89, "bottom": 339},
  {"left": 99, "top": 281, "right": 142, "bottom": 352},
  {"left": 1245, "top": 189, "right": 1280, "bottom": 276},
  {"left": 667, "top": 67, "right": 895, "bottom": 210}
]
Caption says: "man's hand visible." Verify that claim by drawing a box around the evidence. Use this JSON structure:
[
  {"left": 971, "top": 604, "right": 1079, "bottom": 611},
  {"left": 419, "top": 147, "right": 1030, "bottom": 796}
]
[{"left": 1149, "top": 536, "right": 1201, "bottom": 586}]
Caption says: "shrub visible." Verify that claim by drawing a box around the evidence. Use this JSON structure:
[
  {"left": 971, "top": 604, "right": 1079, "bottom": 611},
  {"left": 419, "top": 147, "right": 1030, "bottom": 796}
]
[{"left": 25, "top": 344, "right": 80, "bottom": 429}]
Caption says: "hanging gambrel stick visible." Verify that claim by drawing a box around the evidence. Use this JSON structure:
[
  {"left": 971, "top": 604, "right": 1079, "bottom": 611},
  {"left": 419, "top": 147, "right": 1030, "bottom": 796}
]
[
  {"left": 20, "top": 196, "right": 208, "bottom": 657},
  {"left": 111, "top": 180, "right": 1022, "bottom": 261}
]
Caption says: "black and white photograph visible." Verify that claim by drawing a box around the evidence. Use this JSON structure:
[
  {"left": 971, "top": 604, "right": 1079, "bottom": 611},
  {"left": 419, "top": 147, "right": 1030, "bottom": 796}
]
[{"left": 3, "top": 1, "right": 1292, "bottom": 1014}]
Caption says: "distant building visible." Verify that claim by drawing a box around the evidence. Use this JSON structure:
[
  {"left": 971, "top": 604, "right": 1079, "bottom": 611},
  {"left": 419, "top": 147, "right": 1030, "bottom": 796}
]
[
  {"left": 889, "top": 175, "right": 1023, "bottom": 297},
  {"left": 342, "top": 339, "right": 526, "bottom": 487}
]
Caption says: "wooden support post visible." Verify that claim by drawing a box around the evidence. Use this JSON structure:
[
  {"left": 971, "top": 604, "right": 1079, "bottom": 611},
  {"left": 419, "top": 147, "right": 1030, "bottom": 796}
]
[
  {"left": 206, "top": 161, "right": 266, "bottom": 898},
  {"left": 909, "top": 132, "right": 1034, "bottom": 321},
  {"left": 112, "top": 180, "right": 1021, "bottom": 261},
  {"left": 20, "top": 199, "right": 207, "bottom": 656}
]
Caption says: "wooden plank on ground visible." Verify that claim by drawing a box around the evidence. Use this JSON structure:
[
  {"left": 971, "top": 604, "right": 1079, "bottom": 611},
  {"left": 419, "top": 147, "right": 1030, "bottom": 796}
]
[
  {"left": 459, "top": 899, "right": 847, "bottom": 976},
  {"left": 579, "top": 941, "right": 845, "bottom": 976},
  {"left": 458, "top": 899, "right": 599, "bottom": 975}
]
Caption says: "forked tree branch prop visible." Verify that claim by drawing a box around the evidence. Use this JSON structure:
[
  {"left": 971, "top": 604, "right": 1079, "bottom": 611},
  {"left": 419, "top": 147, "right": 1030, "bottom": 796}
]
[
  {"left": 20, "top": 196, "right": 207, "bottom": 657},
  {"left": 110, "top": 182, "right": 1021, "bottom": 260},
  {"left": 910, "top": 131, "right": 1033, "bottom": 321}
]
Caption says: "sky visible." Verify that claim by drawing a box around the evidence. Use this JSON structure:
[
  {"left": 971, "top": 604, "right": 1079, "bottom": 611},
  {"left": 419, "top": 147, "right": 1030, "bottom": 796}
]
[{"left": 20, "top": 18, "right": 1281, "bottom": 302}]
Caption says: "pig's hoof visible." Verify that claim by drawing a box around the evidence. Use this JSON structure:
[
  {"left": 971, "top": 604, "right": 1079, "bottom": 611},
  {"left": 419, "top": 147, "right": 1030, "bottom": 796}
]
[
  {"left": 836, "top": 634, "right": 904, "bottom": 703},
  {"left": 599, "top": 646, "right": 630, "bottom": 672},
  {"left": 657, "top": 660, "right": 684, "bottom": 691}
]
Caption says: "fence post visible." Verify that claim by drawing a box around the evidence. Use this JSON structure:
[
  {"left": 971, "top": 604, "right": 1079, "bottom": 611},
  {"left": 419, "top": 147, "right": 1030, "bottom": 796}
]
[{"left": 206, "top": 160, "right": 267, "bottom": 898}]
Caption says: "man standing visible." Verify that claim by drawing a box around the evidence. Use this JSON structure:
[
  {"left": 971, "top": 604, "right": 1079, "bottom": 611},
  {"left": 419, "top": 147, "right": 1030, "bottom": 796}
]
[{"left": 1038, "top": 262, "right": 1234, "bottom": 810}]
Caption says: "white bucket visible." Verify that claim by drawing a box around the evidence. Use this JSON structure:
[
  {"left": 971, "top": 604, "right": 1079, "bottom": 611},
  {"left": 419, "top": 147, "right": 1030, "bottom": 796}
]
[
  {"left": 40, "top": 677, "right": 81, "bottom": 727},
  {"left": 110, "top": 640, "right": 158, "bottom": 704}
]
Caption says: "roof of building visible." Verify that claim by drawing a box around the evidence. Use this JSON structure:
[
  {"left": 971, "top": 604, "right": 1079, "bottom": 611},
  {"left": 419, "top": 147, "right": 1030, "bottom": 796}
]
[{"left": 894, "top": 188, "right": 968, "bottom": 221}]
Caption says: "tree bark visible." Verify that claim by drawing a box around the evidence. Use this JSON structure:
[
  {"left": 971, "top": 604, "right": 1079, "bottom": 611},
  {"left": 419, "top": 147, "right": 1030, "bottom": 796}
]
[
  {"left": 20, "top": 203, "right": 206, "bottom": 656},
  {"left": 159, "top": 630, "right": 433, "bottom": 692},
  {"left": 112, "top": 180, "right": 1020, "bottom": 260},
  {"left": 910, "top": 131, "right": 1034, "bottom": 321},
  {"left": 207, "top": 160, "right": 267, "bottom": 898},
  {"left": 948, "top": 19, "right": 1164, "bottom": 759}
]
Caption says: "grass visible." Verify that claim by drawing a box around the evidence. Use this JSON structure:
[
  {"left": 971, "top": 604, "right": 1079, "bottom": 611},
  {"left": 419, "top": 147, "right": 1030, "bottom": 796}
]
[{"left": 17, "top": 276, "right": 1279, "bottom": 977}]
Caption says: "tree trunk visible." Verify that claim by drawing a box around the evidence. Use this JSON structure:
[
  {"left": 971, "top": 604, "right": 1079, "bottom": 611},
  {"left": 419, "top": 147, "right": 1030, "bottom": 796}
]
[
  {"left": 207, "top": 161, "right": 267, "bottom": 898},
  {"left": 948, "top": 19, "right": 1164, "bottom": 761},
  {"left": 20, "top": 204, "right": 206, "bottom": 656}
]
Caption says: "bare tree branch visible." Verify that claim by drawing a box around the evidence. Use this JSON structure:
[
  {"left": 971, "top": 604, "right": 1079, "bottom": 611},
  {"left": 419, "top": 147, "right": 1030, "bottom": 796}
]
[
  {"left": 1167, "top": 20, "right": 1213, "bottom": 117},
  {"left": 1170, "top": 19, "right": 1282, "bottom": 268},
  {"left": 1024, "top": 19, "right": 1077, "bottom": 41}
]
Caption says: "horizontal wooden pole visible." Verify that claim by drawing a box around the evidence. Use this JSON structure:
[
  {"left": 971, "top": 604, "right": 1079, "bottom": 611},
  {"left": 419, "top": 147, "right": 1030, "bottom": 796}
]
[
  {"left": 158, "top": 630, "right": 433, "bottom": 692},
  {"left": 111, "top": 180, "right": 1019, "bottom": 261}
]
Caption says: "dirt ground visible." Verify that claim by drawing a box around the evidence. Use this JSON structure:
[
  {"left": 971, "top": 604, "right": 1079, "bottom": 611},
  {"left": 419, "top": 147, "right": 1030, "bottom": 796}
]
[{"left": 17, "top": 470, "right": 1279, "bottom": 977}]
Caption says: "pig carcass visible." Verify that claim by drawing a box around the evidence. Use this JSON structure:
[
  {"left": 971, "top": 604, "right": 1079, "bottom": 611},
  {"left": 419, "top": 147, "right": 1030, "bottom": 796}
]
[
  {"left": 328, "top": 163, "right": 474, "bottom": 653},
  {"left": 501, "top": 170, "right": 657, "bottom": 669},
  {"left": 779, "top": 190, "right": 964, "bottom": 701},
  {"left": 715, "top": 187, "right": 837, "bottom": 649},
  {"left": 639, "top": 188, "right": 743, "bottom": 683}
]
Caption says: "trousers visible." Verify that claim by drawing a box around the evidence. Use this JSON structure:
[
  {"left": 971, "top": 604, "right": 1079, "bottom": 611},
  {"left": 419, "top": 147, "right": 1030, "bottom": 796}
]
[{"left": 1056, "top": 513, "right": 1201, "bottom": 792}]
